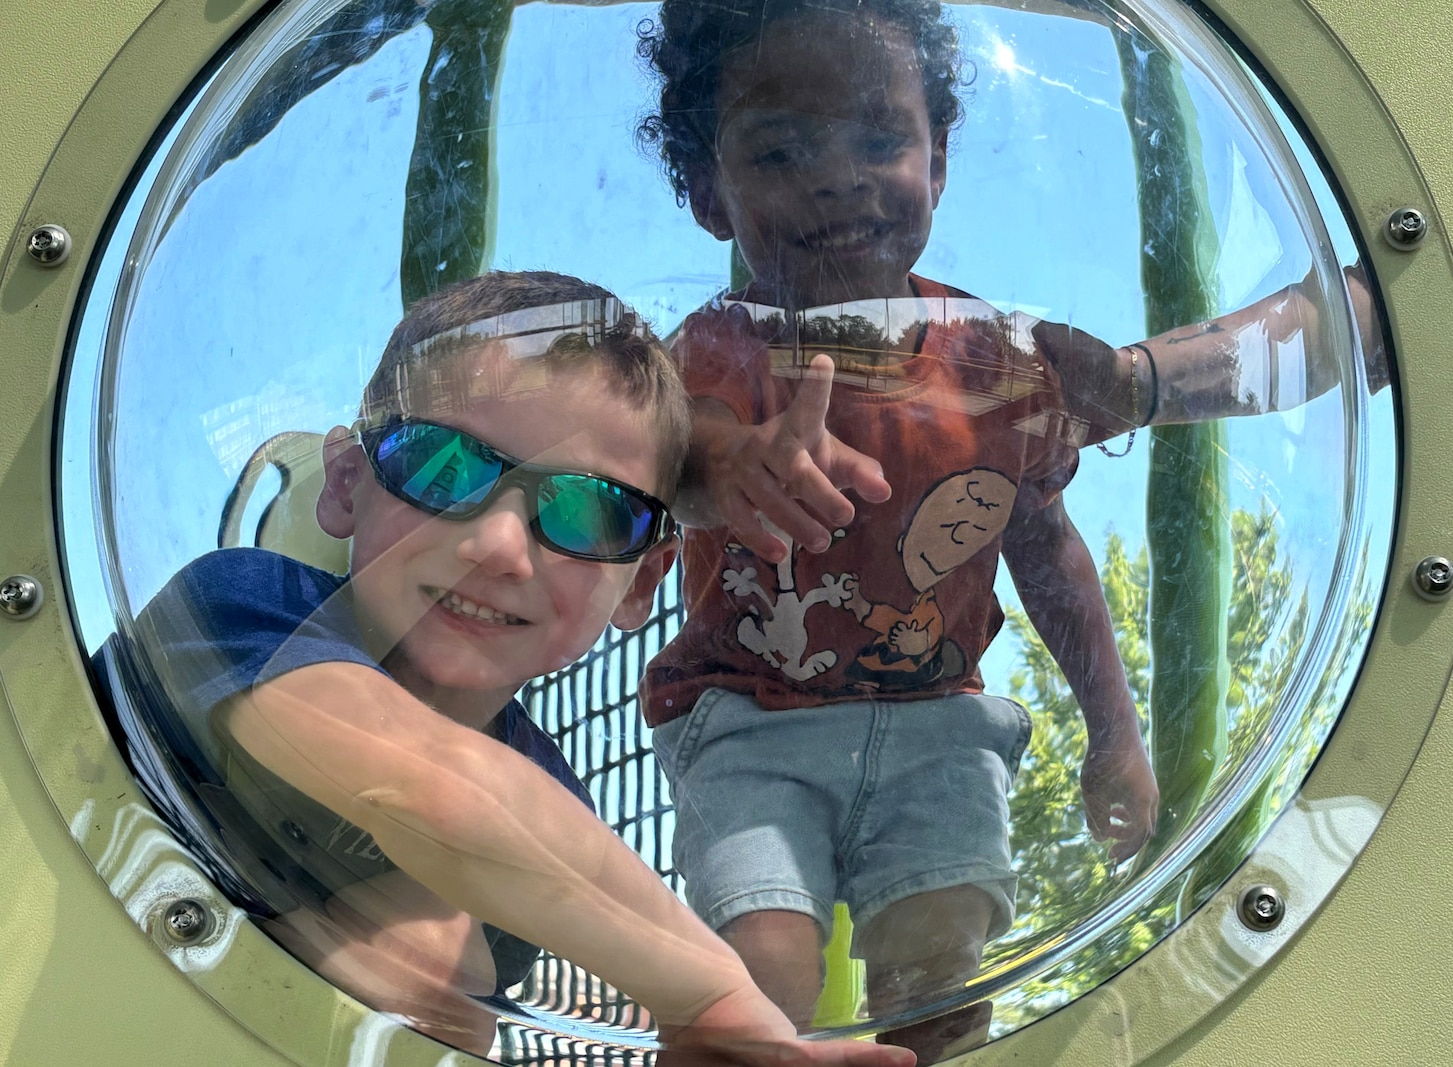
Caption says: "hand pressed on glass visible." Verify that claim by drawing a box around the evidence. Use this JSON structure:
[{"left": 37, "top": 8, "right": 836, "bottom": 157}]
[{"left": 680, "top": 353, "right": 891, "bottom": 561}]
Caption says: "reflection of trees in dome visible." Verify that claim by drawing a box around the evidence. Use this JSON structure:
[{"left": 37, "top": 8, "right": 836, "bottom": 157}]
[
  {"left": 797, "top": 314, "right": 897, "bottom": 356},
  {"left": 188, "top": 0, "right": 513, "bottom": 309},
  {"left": 186, "top": 0, "right": 433, "bottom": 196},
  {"left": 784, "top": 315, "right": 1030, "bottom": 388},
  {"left": 990, "top": 506, "right": 1381, "bottom": 1026},
  {"left": 1115, "top": 16, "right": 1235, "bottom": 881}
]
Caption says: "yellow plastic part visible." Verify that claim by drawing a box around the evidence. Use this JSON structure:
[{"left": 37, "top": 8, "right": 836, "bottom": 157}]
[
  {"left": 813, "top": 903, "right": 866, "bottom": 1029},
  {"left": 218, "top": 431, "right": 350, "bottom": 575}
]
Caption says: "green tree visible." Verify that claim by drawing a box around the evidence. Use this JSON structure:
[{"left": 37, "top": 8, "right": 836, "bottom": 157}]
[
  {"left": 400, "top": 0, "right": 515, "bottom": 306},
  {"left": 998, "top": 530, "right": 1150, "bottom": 957},
  {"left": 1114, "top": 21, "right": 1234, "bottom": 872},
  {"left": 990, "top": 506, "right": 1308, "bottom": 1026}
]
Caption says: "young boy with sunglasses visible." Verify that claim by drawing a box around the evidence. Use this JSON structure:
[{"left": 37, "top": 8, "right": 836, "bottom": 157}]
[{"left": 101, "top": 270, "right": 912, "bottom": 1067}]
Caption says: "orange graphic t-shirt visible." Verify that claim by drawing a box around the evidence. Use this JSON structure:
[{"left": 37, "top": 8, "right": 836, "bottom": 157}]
[{"left": 640, "top": 278, "right": 1103, "bottom": 726}]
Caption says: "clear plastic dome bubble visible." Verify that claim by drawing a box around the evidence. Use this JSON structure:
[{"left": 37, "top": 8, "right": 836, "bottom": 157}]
[{"left": 60, "top": 0, "right": 1395, "bottom": 1060}]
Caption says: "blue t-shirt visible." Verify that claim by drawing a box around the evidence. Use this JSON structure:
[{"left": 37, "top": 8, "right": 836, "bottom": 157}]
[{"left": 97, "top": 548, "right": 593, "bottom": 993}]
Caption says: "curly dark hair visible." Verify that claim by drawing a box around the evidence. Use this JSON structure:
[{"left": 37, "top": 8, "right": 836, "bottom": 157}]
[{"left": 637, "top": 0, "right": 963, "bottom": 207}]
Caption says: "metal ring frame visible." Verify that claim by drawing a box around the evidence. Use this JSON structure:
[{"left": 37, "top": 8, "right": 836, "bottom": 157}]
[{"left": 2, "top": 0, "right": 1451, "bottom": 1064}]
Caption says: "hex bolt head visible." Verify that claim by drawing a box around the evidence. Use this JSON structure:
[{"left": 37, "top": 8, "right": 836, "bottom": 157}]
[
  {"left": 0, "top": 575, "right": 43, "bottom": 620},
  {"left": 1385, "top": 207, "right": 1428, "bottom": 250},
  {"left": 159, "top": 898, "right": 213, "bottom": 946},
  {"left": 1237, "top": 884, "right": 1285, "bottom": 932},
  {"left": 25, "top": 224, "right": 71, "bottom": 267},
  {"left": 1414, "top": 556, "right": 1453, "bottom": 600}
]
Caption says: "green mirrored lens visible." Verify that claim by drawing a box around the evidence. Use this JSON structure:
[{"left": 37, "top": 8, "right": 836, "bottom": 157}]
[{"left": 537, "top": 475, "right": 652, "bottom": 557}]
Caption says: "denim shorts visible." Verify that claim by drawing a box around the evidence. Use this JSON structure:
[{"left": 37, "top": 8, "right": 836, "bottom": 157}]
[{"left": 651, "top": 687, "right": 1032, "bottom": 950}]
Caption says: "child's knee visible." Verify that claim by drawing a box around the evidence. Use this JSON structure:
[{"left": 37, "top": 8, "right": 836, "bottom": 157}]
[
  {"left": 860, "top": 884, "right": 997, "bottom": 1000},
  {"left": 720, "top": 909, "right": 825, "bottom": 1025},
  {"left": 722, "top": 909, "right": 825, "bottom": 972}
]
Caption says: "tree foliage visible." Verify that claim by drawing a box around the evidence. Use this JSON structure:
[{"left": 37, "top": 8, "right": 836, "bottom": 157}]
[{"left": 989, "top": 504, "right": 1316, "bottom": 1025}]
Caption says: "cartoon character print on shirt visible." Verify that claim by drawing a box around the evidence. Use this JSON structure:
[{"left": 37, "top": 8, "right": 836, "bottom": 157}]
[
  {"left": 843, "top": 467, "right": 1019, "bottom": 691},
  {"left": 722, "top": 518, "right": 855, "bottom": 681}
]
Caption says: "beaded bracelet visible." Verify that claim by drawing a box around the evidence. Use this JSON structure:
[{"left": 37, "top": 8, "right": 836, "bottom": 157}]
[{"left": 1097, "top": 345, "right": 1140, "bottom": 458}]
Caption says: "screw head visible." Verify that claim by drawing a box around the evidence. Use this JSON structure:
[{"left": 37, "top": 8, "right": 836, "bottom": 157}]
[
  {"left": 1414, "top": 556, "right": 1453, "bottom": 600},
  {"left": 159, "top": 899, "right": 213, "bottom": 946},
  {"left": 25, "top": 224, "right": 71, "bottom": 267},
  {"left": 1385, "top": 207, "right": 1428, "bottom": 249},
  {"left": 1237, "top": 884, "right": 1285, "bottom": 932},
  {"left": 0, "top": 575, "right": 43, "bottom": 620}
]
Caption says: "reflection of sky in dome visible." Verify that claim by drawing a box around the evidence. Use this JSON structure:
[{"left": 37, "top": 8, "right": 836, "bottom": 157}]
[{"left": 63, "top": 0, "right": 1390, "bottom": 691}]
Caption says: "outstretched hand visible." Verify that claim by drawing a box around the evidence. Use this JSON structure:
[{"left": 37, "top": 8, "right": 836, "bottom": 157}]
[
  {"left": 1080, "top": 732, "right": 1159, "bottom": 864},
  {"left": 695, "top": 354, "right": 891, "bottom": 562},
  {"left": 1030, "top": 322, "right": 1136, "bottom": 433},
  {"left": 659, "top": 985, "right": 914, "bottom": 1067}
]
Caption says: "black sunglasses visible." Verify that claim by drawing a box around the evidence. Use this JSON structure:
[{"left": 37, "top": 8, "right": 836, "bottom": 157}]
[{"left": 354, "top": 418, "right": 675, "bottom": 564}]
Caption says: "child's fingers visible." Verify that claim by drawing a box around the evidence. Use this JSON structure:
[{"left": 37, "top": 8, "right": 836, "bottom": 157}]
[
  {"left": 808, "top": 1038, "right": 916, "bottom": 1067},
  {"left": 1104, "top": 798, "right": 1155, "bottom": 862},
  {"left": 1109, "top": 817, "right": 1152, "bottom": 863},
  {"left": 658, "top": 1037, "right": 913, "bottom": 1067},
  {"left": 719, "top": 473, "right": 833, "bottom": 559},
  {"left": 782, "top": 353, "right": 837, "bottom": 443},
  {"left": 717, "top": 489, "right": 791, "bottom": 563},
  {"left": 738, "top": 467, "right": 836, "bottom": 554},
  {"left": 765, "top": 445, "right": 857, "bottom": 529},
  {"left": 1084, "top": 798, "right": 1112, "bottom": 842},
  {"left": 825, "top": 437, "right": 892, "bottom": 504}
]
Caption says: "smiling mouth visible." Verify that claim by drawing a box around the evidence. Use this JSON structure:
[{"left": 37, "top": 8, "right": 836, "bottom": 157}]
[
  {"left": 798, "top": 218, "right": 891, "bottom": 252},
  {"left": 424, "top": 585, "right": 527, "bottom": 625}
]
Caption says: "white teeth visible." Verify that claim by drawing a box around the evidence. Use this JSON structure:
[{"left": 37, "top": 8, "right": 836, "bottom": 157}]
[
  {"left": 810, "top": 222, "right": 881, "bottom": 249},
  {"left": 429, "top": 587, "right": 520, "bottom": 624}
]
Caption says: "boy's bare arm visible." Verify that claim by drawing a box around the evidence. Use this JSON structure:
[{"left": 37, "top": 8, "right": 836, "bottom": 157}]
[
  {"left": 266, "top": 874, "right": 499, "bottom": 1057},
  {"left": 1001, "top": 498, "right": 1158, "bottom": 862},
  {"left": 675, "top": 355, "right": 891, "bottom": 562},
  {"left": 219, "top": 662, "right": 913, "bottom": 1067},
  {"left": 219, "top": 662, "right": 752, "bottom": 1023}
]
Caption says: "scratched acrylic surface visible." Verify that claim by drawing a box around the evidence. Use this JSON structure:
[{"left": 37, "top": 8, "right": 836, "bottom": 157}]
[{"left": 56, "top": 0, "right": 1396, "bottom": 1060}]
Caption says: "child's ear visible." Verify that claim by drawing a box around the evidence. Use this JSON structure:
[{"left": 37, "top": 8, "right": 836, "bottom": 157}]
[
  {"left": 930, "top": 127, "right": 949, "bottom": 210},
  {"left": 609, "top": 537, "right": 681, "bottom": 631},
  {"left": 688, "top": 173, "right": 737, "bottom": 242},
  {"left": 316, "top": 426, "right": 365, "bottom": 538}
]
